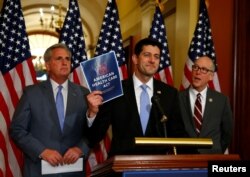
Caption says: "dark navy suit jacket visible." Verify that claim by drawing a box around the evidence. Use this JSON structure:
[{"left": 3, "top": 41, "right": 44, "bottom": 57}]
[{"left": 89, "top": 78, "right": 187, "bottom": 157}]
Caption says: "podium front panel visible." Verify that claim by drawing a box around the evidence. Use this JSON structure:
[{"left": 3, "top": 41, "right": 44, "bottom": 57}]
[{"left": 123, "top": 169, "right": 207, "bottom": 177}]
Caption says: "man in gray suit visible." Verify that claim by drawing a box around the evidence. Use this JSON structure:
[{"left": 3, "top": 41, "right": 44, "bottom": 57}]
[
  {"left": 179, "top": 56, "right": 233, "bottom": 154},
  {"left": 10, "top": 43, "right": 97, "bottom": 177}
]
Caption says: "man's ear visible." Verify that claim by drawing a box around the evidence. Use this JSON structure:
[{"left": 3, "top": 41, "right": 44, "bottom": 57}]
[
  {"left": 209, "top": 72, "right": 214, "bottom": 81},
  {"left": 45, "top": 62, "right": 50, "bottom": 72}
]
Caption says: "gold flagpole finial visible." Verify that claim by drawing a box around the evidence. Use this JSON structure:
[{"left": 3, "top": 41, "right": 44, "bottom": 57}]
[{"left": 155, "top": 0, "right": 164, "bottom": 12}]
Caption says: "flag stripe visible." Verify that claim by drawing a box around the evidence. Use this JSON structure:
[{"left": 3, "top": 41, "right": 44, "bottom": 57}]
[
  {"left": 159, "top": 67, "right": 173, "bottom": 85},
  {"left": 0, "top": 67, "right": 33, "bottom": 177},
  {"left": 69, "top": 66, "right": 86, "bottom": 87},
  {"left": 0, "top": 132, "right": 12, "bottom": 177},
  {"left": 70, "top": 70, "right": 81, "bottom": 85},
  {"left": 119, "top": 65, "right": 128, "bottom": 80},
  {"left": 149, "top": 6, "right": 173, "bottom": 86},
  {"left": 0, "top": 0, "right": 37, "bottom": 176},
  {"left": 59, "top": 0, "right": 88, "bottom": 86},
  {"left": 94, "top": 0, "right": 127, "bottom": 79},
  {"left": 184, "top": 60, "right": 193, "bottom": 84},
  {"left": 3, "top": 73, "right": 20, "bottom": 109},
  {"left": 58, "top": 0, "right": 91, "bottom": 175},
  {"left": 87, "top": 0, "right": 128, "bottom": 173},
  {"left": 180, "top": 0, "right": 220, "bottom": 92},
  {"left": 23, "top": 59, "right": 37, "bottom": 86},
  {"left": 0, "top": 107, "right": 21, "bottom": 177}
]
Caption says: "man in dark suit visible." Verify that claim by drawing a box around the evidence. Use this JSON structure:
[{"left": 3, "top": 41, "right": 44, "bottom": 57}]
[
  {"left": 10, "top": 43, "right": 96, "bottom": 177},
  {"left": 87, "top": 38, "right": 187, "bottom": 156},
  {"left": 179, "top": 56, "right": 233, "bottom": 154}
]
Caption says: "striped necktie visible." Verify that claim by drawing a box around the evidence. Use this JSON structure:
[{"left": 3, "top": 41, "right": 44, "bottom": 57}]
[{"left": 194, "top": 93, "right": 202, "bottom": 135}]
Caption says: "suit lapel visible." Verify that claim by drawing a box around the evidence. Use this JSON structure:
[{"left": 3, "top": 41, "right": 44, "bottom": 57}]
[
  {"left": 64, "top": 81, "right": 79, "bottom": 134},
  {"left": 182, "top": 88, "right": 197, "bottom": 136},
  {"left": 41, "top": 80, "right": 62, "bottom": 133},
  {"left": 123, "top": 79, "right": 144, "bottom": 135},
  {"left": 146, "top": 80, "right": 168, "bottom": 136},
  {"left": 201, "top": 89, "right": 214, "bottom": 133},
  {"left": 65, "top": 81, "right": 77, "bottom": 117},
  {"left": 148, "top": 80, "right": 162, "bottom": 136},
  {"left": 185, "top": 89, "right": 195, "bottom": 127}
]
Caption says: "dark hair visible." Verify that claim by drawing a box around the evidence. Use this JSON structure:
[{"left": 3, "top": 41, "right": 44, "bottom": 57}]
[
  {"left": 134, "top": 37, "right": 162, "bottom": 56},
  {"left": 43, "top": 43, "right": 72, "bottom": 62}
]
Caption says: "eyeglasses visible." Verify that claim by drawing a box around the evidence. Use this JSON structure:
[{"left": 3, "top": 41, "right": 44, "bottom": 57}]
[{"left": 192, "top": 64, "right": 214, "bottom": 74}]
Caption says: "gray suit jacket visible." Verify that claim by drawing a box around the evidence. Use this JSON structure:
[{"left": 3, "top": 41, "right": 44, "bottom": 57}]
[
  {"left": 179, "top": 88, "right": 233, "bottom": 153},
  {"left": 10, "top": 79, "right": 90, "bottom": 177}
]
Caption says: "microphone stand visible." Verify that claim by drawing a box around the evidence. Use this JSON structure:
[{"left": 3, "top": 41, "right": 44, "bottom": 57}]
[
  {"left": 160, "top": 114, "right": 177, "bottom": 155},
  {"left": 152, "top": 95, "right": 177, "bottom": 155},
  {"left": 160, "top": 114, "right": 167, "bottom": 138}
]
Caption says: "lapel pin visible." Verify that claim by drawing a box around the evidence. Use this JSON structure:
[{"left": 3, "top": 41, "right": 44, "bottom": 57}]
[
  {"left": 157, "top": 90, "right": 161, "bottom": 94},
  {"left": 209, "top": 98, "right": 213, "bottom": 102}
]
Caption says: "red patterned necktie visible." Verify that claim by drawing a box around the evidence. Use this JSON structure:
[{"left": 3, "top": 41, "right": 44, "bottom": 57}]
[{"left": 194, "top": 93, "right": 202, "bottom": 135}]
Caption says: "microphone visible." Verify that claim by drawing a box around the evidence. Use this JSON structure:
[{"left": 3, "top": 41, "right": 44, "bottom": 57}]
[{"left": 151, "top": 95, "right": 168, "bottom": 123}]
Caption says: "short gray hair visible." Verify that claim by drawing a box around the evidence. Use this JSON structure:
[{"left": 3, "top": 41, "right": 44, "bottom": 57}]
[{"left": 43, "top": 43, "right": 72, "bottom": 62}]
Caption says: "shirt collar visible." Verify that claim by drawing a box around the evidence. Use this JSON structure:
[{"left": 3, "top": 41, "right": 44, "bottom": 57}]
[
  {"left": 50, "top": 79, "right": 68, "bottom": 91},
  {"left": 133, "top": 74, "right": 153, "bottom": 91},
  {"left": 190, "top": 86, "right": 207, "bottom": 99}
]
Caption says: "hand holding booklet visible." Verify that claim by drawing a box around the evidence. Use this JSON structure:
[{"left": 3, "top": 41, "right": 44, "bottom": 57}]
[{"left": 81, "top": 51, "right": 123, "bottom": 103}]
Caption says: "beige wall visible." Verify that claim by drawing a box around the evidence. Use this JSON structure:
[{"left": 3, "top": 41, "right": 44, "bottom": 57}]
[
  {"left": 118, "top": 0, "right": 234, "bottom": 98},
  {"left": 118, "top": 0, "right": 200, "bottom": 89}
]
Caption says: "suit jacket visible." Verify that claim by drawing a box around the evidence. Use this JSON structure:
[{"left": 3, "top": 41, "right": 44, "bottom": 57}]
[
  {"left": 179, "top": 88, "right": 233, "bottom": 154},
  {"left": 89, "top": 78, "right": 187, "bottom": 157},
  {"left": 10, "top": 79, "right": 90, "bottom": 177}
]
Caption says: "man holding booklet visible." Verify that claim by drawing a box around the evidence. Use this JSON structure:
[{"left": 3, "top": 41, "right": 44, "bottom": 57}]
[{"left": 87, "top": 38, "right": 188, "bottom": 157}]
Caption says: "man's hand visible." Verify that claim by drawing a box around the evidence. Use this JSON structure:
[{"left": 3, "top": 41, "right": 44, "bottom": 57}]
[
  {"left": 63, "top": 147, "right": 83, "bottom": 164},
  {"left": 40, "top": 149, "right": 63, "bottom": 166},
  {"left": 86, "top": 90, "right": 103, "bottom": 118}
]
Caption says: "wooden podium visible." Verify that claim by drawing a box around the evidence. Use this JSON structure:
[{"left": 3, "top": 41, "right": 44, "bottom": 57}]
[{"left": 90, "top": 154, "right": 240, "bottom": 177}]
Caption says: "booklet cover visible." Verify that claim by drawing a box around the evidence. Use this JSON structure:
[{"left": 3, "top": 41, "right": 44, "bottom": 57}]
[{"left": 80, "top": 51, "right": 123, "bottom": 103}]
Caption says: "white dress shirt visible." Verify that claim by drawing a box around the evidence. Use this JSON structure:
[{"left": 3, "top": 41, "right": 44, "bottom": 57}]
[
  {"left": 133, "top": 74, "right": 153, "bottom": 114},
  {"left": 51, "top": 79, "right": 68, "bottom": 117},
  {"left": 189, "top": 87, "right": 207, "bottom": 117}
]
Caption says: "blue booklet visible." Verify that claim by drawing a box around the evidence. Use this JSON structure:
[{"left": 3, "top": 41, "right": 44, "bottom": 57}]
[{"left": 80, "top": 51, "right": 123, "bottom": 103}]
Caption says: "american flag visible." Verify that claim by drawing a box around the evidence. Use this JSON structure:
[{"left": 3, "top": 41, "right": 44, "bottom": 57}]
[
  {"left": 58, "top": 0, "right": 102, "bottom": 175},
  {"left": 149, "top": 5, "right": 173, "bottom": 86},
  {"left": 180, "top": 0, "right": 220, "bottom": 91},
  {"left": 0, "top": 0, "right": 37, "bottom": 176},
  {"left": 87, "top": 0, "right": 128, "bottom": 173},
  {"left": 94, "top": 0, "right": 128, "bottom": 80},
  {"left": 59, "top": 0, "right": 88, "bottom": 86}
]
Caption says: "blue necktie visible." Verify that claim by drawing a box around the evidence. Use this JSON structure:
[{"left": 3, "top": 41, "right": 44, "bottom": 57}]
[
  {"left": 56, "top": 85, "right": 64, "bottom": 130},
  {"left": 140, "top": 84, "right": 150, "bottom": 134}
]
